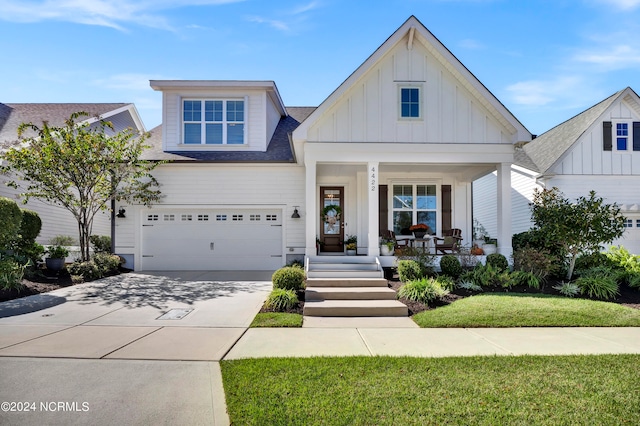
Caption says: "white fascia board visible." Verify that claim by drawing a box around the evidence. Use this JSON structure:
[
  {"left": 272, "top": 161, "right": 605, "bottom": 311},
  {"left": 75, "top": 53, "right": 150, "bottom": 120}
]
[
  {"left": 304, "top": 142, "right": 514, "bottom": 164},
  {"left": 150, "top": 80, "right": 287, "bottom": 116},
  {"left": 81, "top": 104, "right": 147, "bottom": 133}
]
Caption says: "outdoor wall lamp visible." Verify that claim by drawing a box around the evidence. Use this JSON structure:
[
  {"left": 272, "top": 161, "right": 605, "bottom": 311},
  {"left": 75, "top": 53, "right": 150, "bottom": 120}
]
[
  {"left": 291, "top": 206, "right": 301, "bottom": 219},
  {"left": 116, "top": 207, "right": 126, "bottom": 218}
]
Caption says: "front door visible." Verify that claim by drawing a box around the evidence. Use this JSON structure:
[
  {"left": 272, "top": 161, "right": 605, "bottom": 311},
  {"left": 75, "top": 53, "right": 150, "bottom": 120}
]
[{"left": 320, "top": 186, "right": 344, "bottom": 252}]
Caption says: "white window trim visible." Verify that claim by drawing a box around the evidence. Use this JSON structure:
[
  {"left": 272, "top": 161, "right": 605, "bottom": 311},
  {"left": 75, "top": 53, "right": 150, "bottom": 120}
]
[
  {"left": 397, "top": 84, "right": 423, "bottom": 121},
  {"left": 613, "top": 120, "right": 631, "bottom": 152},
  {"left": 388, "top": 181, "right": 440, "bottom": 235},
  {"left": 182, "top": 98, "right": 247, "bottom": 146}
]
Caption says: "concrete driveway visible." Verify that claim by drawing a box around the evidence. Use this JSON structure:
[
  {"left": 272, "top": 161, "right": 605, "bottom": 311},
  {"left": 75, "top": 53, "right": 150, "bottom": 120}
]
[{"left": 0, "top": 271, "right": 272, "bottom": 426}]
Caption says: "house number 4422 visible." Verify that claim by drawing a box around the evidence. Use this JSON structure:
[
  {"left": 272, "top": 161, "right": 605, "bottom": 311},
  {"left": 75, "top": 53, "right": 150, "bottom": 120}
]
[{"left": 370, "top": 167, "right": 377, "bottom": 192}]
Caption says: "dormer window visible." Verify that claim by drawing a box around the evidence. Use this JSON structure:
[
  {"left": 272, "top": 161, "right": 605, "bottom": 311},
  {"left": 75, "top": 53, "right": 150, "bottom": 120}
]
[{"left": 183, "top": 99, "right": 245, "bottom": 145}]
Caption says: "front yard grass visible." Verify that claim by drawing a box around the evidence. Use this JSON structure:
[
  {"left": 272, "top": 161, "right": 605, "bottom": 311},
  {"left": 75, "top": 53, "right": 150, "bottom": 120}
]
[
  {"left": 221, "top": 354, "right": 640, "bottom": 425},
  {"left": 250, "top": 312, "right": 303, "bottom": 327},
  {"left": 413, "top": 293, "right": 640, "bottom": 328}
]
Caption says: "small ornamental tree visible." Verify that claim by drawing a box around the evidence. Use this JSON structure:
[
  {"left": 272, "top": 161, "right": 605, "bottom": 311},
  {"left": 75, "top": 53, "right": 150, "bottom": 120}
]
[
  {"left": 530, "top": 188, "right": 625, "bottom": 280},
  {"left": 1, "top": 112, "right": 162, "bottom": 261}
]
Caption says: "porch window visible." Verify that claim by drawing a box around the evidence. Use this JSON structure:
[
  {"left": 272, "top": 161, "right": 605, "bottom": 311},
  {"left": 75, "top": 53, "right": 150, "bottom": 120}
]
[{"left": 392, "top": 184, "right": 437, "bottom": 235}]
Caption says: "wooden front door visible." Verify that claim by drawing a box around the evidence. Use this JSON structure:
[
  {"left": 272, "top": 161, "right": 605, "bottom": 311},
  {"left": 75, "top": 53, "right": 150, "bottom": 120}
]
[{"left": 320, "top": 186, "right": 344, "bottom": 252}]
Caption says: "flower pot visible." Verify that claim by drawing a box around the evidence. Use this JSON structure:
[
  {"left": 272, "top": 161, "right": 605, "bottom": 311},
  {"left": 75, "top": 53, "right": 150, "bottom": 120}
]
[
  {"left": 482, "top": 243, "right": 497, "bottom": 255},
  {"left": 413, "top": 231, "right": 427, "bottom": 239},
  {"left": 45, "top": 258, "right": 65, "bottom": 271},
  {"left": 346, "top": 249, "right": 356, "bottom": 256},
  {"left": 380, "top": 245, "right": 394, "bottom": 256}
]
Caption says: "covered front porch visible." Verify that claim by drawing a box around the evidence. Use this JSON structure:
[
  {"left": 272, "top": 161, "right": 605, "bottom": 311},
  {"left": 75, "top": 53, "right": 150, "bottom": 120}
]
[{"left": 303, "top": 143, "right": 514, "bottom": 260}]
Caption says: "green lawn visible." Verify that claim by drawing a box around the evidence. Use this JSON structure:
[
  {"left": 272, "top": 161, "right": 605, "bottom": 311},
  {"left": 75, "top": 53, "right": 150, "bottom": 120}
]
[
  {"left": 413, "top": 293, "right": 640, "bottom": 327},
  {"left": 221, "top": 355, "right": 640, "bottom": 425},
  {"left": 250, "top": 312, "right": 303, "bottom": 327}
]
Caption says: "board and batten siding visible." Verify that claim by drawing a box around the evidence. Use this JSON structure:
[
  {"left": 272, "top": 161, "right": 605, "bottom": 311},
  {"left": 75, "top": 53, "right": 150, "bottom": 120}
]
[
  {"left": 161, "top": 89, "right": 277, "bottom": 152},
  {"left": 555, "top": 100, "right": 640, "bottom": 176},
  {"left": 308, "top": 36, "right": 510, "bottom": 145}
]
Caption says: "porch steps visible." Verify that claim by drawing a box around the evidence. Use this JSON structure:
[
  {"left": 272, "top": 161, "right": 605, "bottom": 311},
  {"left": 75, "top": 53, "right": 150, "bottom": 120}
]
[{"left": 304, "top": 257, "right": 408, "bottom": 317}]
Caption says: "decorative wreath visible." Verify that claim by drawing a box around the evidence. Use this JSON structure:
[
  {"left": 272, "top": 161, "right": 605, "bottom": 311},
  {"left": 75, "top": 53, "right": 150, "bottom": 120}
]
[{"left": 321, "top": 205, "right": 342, "bottom": 222}]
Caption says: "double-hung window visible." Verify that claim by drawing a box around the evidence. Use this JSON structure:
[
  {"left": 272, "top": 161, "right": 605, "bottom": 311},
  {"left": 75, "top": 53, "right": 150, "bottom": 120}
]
[
  {"left": 183, "top": 99, "right": 245, "bottom": 145},
  {"left": 616, "top": 123, "right": 628, "bottom": 151},
  {"left": 392, "top": 184, "right": 437, "bottom": 235}
]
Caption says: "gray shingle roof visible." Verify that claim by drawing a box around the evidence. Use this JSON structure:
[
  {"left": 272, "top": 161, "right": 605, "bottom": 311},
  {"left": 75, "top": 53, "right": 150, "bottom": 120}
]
[
  {"left": 519, "top": 90, "right": 624, "bottom": 174},
  {"left": 141, "top": 106, "right": 316, "bottom": 162},
  {"left": 0, "top": 103, "right": 130, "bottom": 146}
]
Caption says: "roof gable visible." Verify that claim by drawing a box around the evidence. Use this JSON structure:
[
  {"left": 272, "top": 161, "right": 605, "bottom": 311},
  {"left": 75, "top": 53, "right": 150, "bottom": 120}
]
[
  {"left": 521, "top": 87, "right": 640, "bottom": 174},
  {"left": 292, "top": 15, "right": 531, "bottom": 144}
]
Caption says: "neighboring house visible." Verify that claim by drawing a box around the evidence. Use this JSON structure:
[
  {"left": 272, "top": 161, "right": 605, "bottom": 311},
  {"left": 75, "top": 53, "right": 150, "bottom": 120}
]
[
  {"left": 0, "top": 103, "right": 146, "bottom": 245},
  {"left": 473, "top": 87, "right": 640, "bottom": 254},
  {"left": 115, "top": 15, "right": 531, "bottom": 271}
]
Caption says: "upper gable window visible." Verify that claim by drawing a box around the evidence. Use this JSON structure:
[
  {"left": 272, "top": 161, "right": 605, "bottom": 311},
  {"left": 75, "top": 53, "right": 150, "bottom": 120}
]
[
  {"left": 616, "top": 123, "right": 628, "bottom": 151},
  {"left": 399, "top": 87, "right": 421, "bottom": 119},
  {"left": 183, "top": 99, "right": 245, "bottom": 145}
]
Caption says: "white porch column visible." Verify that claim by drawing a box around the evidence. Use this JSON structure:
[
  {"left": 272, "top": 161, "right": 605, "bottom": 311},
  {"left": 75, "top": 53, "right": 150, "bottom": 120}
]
[
  {"left": 305, "top": 159, "right": 317, "bottom": 256},
  {"left": 496, "top": 162, "right": 513, "bottom": 258},
  {"left": 367, "top": 162, "right": 380, "bottom": 257}
]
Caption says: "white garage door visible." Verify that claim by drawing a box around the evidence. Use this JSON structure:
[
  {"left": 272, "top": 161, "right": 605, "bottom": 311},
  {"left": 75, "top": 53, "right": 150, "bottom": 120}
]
[{"left": 141, "top": 209, "right": 283, "bottom": 271}]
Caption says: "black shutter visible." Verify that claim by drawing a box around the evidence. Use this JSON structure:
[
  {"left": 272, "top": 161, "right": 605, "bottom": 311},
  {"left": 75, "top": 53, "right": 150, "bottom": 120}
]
[
  {"left": 603, "top": 121, "right": 612, "bottom": 151},
  {"left": 378, "top": 185, "right": 388, "bottom": 235},
  {"left": 441, "top": 185, "right": 452, "bottom": 233},
  {"left": 633, "top": 122, "right": 640, "bottom": 151}
]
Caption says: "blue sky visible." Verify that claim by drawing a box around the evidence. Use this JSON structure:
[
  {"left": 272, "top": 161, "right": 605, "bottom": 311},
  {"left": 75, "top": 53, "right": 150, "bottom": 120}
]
[{"left": 1, "top": 0, "right": 640, "bottom": 135}]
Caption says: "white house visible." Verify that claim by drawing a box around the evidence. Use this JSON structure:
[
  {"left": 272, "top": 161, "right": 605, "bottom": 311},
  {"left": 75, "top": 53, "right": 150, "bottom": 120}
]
[
  {"left": 473, "top": 87, "right": 640, "bottom": 254},
  {"left": 115, "top": 16, "right": 532, "bottom": 271},
  {"left": 0, "top": 103, "right": 146, "bottom": 245}
]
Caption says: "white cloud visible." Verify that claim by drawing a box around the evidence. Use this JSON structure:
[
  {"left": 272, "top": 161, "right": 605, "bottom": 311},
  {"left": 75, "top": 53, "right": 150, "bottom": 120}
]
[
  {"left": 0, "top": 0, "right": 245, "bottom": 31},
  {"left": 574, "top": 44, "right": 640, "bottom": 70},
  {"left": 506, "top": 76, "right": 585, "bottom": 106},
  {"left": 246, "top": 16, "right": 290, "bottom": 32}
]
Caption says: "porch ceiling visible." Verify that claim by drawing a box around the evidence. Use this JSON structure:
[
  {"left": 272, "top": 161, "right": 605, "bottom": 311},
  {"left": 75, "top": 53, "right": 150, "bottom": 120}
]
[{"left": 316, "top": 163, "right": 496, "bottom": 181}]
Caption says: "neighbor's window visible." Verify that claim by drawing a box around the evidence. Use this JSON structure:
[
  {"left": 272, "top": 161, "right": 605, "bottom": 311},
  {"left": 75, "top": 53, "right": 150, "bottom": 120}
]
[
  {"left": 399, "top": 87, "right": 421, "bottom": 119},
  {"left": 183, "top": 99, "right": 245, "bottom": 145},
  {"left": 616, "top": 123, "right": 628, "bottom": 151},
  {"left": 392, "top": 184, "right": 437, "bottom": 235}
]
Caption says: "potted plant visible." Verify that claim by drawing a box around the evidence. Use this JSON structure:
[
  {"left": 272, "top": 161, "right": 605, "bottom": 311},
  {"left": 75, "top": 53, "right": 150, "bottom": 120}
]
[
  {"left": 472, "top": 218, "right": 488, "bottom": 248},
  {"left": 482, "top": 237, "right": 497, "bottom": 255},
  {"left": 409, "top": 223, "right": 430, "bottom": 239},
  {"left": 380, "top": 239, "right": 395, "bottom": 256},
  {"left": 45, "top": 235, "right": 74, "bottom": 271},
  {"left": 345, "top": 235, "right": 357, "bottom": 255}
]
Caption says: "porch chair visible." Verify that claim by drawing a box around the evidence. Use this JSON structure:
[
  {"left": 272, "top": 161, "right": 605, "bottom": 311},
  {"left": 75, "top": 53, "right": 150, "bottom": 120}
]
[
  {"left": 381, "top": 230, "right": 410, "bottom": 250},
  {"left": 434, "top": 228, "right": 462, "bottom": 254}
]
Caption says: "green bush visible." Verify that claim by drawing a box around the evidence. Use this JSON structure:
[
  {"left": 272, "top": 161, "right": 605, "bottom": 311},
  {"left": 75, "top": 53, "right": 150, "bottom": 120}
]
[
  {"left": 90, "top": 235, "right": 112, "bottom": 254},
  {"left": 575, "top": 275, "right": 619, "bottom": 300},
  {"left": 606, "top": 246, "right": 640, "bottom": 274},
  {"left": 552, "top": 282, "right": 582, "bottom": 297},
  {"left": 49, "top": 235, "right": 76, "bottom": 247},
  {"left": 0, "top": 257, "right": 26, "bottom": 291},
  {"left": 396, "top": 247, "right": 435, "bottom": 275},
  {"left": 510, "top": 270, "right": 541, "bottom": 289},
  {"left": 486, "top": 253, "right": 509, "bottom": 272},
  {"left": 0, "top": 197, "right": 22, "bottom": 249},
  {"left": 397, "top": 259, "right": 425, "bottom": 283},
  {"left": 264, "top": 288, "right": 299, "bottom": 312},
  {"left": 435, "top": 275, "right": 456, "bottom": 292},
  {"left": 18, "top": 209, "right": 42, "bottom": 243},
  {"left": 575, "top": 251, "right": 616, "bottom": 272},
  {"left": 46, "top": 245, "right": 69, "bottom": 259},
  {"left": 397, "top": 278, "right": 449, "bottom": 304},
  {"left": 92, "top": 253, "right": 121, "bottom": 275},
  {"left": 439, "top": 255, "right": 462, "bottom": 278},
  {"left": 629, "top": 274, "right": 640, "bottom": 289},
  {"left": 67, "top": 253, "right": 120, "bottom": 282},
  {"left": 461, "top": 263, "right": 511, "bottom": 288},
  {"left": 272, "top": 266, "right": 306, "bottom": 291}
]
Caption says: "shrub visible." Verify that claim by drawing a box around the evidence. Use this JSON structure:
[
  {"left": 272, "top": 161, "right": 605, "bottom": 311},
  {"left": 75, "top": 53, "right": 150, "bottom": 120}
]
[
  {"left": 512, "top": 247, "right": 557, "bottom": 284},
  {"left": 574, "top": 267, "right": 619, "bottom": 300},
  {"left": 397, "top": 259, "right": 425, "bottom": 283},
  {"left": 439, "top": 255, "right": 462, "bottom": 278},
  {"left": 49, "top": 235, "right": 75, "bottom": 247},
  {"left": 606, "top": 246, "right": 640, "bottom": 274},
  {"left": 67, "top": 260, "right": 100, "bottom": 281},
  {"left": 0, "top": 257, "right": 26, "bottom": 291},
  {"left": 510, "top": 270, "right": 541, "bottom": 289},
  {"left": 486, "top": 253, "right": 509, "bottom": 272},
  {"left": 629, "top": 274, "right": 640, "bottom": 289},
  {"left": 92, "top": 253, "right": 121, "bottom": 275},
  {"left": 90, "top": 235, "right": 112, "bottom": 254},
  {"left": 575, "top": 251, "right": 616, "bottom": 272},
  {"left": 461, "top": 263, "right": 511, "bottom": 288},
  {"left": 18, "top": 209, "right": 42, "bottom": 244},
  {"left": 0, "top": 197, "right": 22, "bottom": 249},
  {"left": 264, "top": 288, "right": 299, "bottom": 312},
  {"left": 435, "top": 275, "right": 456, "bottom": 292},
  {"left": 456, "top": 280, "right": 483, "bottom": 292},
  {"left": 397, "top": 278, "right": 449, "bottom": 304},
  {"left": 396, "top": 247, "right": 435, "bottom": 275},
  {"left": 553, "top": 282, "right": 582, "bottom": 297},
  {"left": 272, "top": 266, "right": 306, "bottom": 291}
]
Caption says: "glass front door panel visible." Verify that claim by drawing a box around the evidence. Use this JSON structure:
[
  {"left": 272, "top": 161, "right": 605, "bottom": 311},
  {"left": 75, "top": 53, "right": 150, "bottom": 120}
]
[{"left": 320, "top": 187, "right": 344, "bottom": 252}]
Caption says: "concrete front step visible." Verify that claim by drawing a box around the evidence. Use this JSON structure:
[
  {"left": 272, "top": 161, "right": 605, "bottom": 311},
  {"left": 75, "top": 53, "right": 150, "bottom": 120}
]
[
  {"left": 306, "top": 278, "right": 389, "bottom": 288},
  {"left": 308, "top": 256, "right": 378, "bottom": 264},
  {"left": 307, "top": 270, "right": 383, "bottom": 278},
  {"left": 306, "top": 286, "right": 397, "bottom": 301},
  {"left": 309, "top": 263, "right": 380, "bottom": 271},
  {"left": 303, "top": 300, "right": 408, "bottom": 317}
]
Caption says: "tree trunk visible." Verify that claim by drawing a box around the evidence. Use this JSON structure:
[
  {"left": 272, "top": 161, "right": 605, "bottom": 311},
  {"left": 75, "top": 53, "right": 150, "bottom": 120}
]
[{"left": 566, "top": 253, "right": 577, "bottom": 281}]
